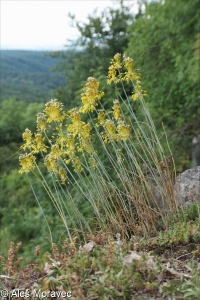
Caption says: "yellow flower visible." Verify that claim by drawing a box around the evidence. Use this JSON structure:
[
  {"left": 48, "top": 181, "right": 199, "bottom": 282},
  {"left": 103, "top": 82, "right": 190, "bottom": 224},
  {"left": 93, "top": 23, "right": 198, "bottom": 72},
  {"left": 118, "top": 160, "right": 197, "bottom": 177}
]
[
  {"left": 80, "top": 77, "right": 104, "bottom": 113},
  {"left": 96, "top": 110, "right": 106, "bottom": 126},
  {"left": 124, "top": 56, "right": 133, "bottom": 73},
  {"left": 142, "top": 90, "right": 148, "bottom": 97},
  {"left": 19, "top": 153, "right": 36, "bottom": 174},
  {"left": 107, "top": 54, "right": 142, "bottom": 85},
  {"left": 67, "top": 122, "right": 82, "bottom": 137},
  {"left": 112, "top": 99, "right": 121, "bottom": 121},
  {"left": 50, "top": 144, "right": 62, "bottom": 159},
  {"left": 117, "top": 120, "right": 130, "bottom": 141},
  {"left": 32, "top": 133, "right": 48, "bottom": 154},
  {"left": 56, "top": 132, "right": 66, "bottom": 149},
  {"left": 65, "top": 134, "right": 75, "bottom": 158},
  {"left": 76, "top": 123, "right": 94, "bottom": 154},
  {"left": 64, "top": 159, "right": 71, "bottom": 165},
  {"left": 37, "top": 112, "right": 47, "bottom": 132},
  {"left": 123, "top": 55, "right": 141, "bottom": 83},
  {"left": 44, "top": 99, "right": 66, "bottom": 123},
  {"left": 68, "top": 109, "right": 84, "bottom": 137},
  {"left": 80, "top": 123, "right": 91, "bottom": 139},
  {"left": 44, "top": 154, "right": 58, "bottom": 173},
  {"left": 104, "top": 119, "right": 118, "bottom": 141},
  {"left": 21, "top": 128, "right": 33, "bottom": 150},
  {"left": 58, "top": 168, "right": 67, "bottom": 184},
  {"left": 107, "top": 53, "right": 122, "bottom": 85},
  {"left": 135, "top": 81, "right": 141, "bottom": 91},
  {"left": 132, "top": 73, "right": 141, "bottom": 82},
  {"left": 131, "top": 93, "right": 139, "bottom": 101},
  {"left": 113, "top": 53, "right": 122, "bottom": 69},
  {"left": 107, "top": 65, "right": 118, "bottom": 85},
  {"left": 131, "top": 80, "right": 147, "bottom": 100}
]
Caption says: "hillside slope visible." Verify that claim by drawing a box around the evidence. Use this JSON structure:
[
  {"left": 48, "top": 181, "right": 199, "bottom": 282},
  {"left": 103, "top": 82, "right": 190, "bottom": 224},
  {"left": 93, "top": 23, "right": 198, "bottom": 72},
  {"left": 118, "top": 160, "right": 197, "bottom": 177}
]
[{"left": 0, "top": 50, "right": 65, "bottom": 103}]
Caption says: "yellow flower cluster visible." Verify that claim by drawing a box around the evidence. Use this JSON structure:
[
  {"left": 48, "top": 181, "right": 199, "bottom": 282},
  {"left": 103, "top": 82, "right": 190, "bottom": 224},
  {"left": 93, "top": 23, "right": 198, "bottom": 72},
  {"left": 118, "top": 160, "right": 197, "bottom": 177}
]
[
  {"left": 112, "top": 99, "right": 121, "bottom": 121},
  {"left": 57, "top": 168, "right": 67, "bottom": 184},
  {"left": 19, "top": 54, "right": 140, "bottom": 180},
  {"left": 107, "top": 53, "right": 147, "bottom": 101},
  {"left": 68, "top": 109, "right": 85, "bottom": 137},
  {"left": 96, "top": 100, "right": 130, "bottom": 143},
  {"left": 19, "top": 99, "right": 67, "bottom": 178},
  {"left": 102, "top": 119, "right": 130, "bottom": 143},
  {"left": 104, "top": 120, "right": 119, "bottom": 141},
  {"left": 123, "top": 56, "right": 140, "bottom": 83},
  {"left": 21, "top": 129, "right": 47, "bottom": 153},
  {"left": 67, "top": 108, "right": 94, "bottom": 155},
  {"left": 37, "top": 112, "right": 47, "bottom": 132},
  {"left": 44, "top": 152, "right": 59, "bottom": 173},
  {"left": 80, "top": 77, "right": 104, "bottom": 113},
  {"left": 44, "top": 99, "right": 66, "bottom": 123},
  {"left": 20, "top": 98, "right": 96, "bottom": 178},
  {"left": 107, "top": 53, "right": 122, "bottom": 85},
  {"left": 21, "top": 128, "right": 32, "bottom": 150},
  {"left": 64, "top": 134, "right": 75, "bottom": 159},
  {"left": 32, "top": 133, "right": 48, "bottom": 154},
  {"left": 107, "top": 53, "right": 140, "bottom": 84},
  {"left": 117, "top": 120, "right": 130, "bottom": 140},
  {"left": 19, "top": 153, "right": 36, "bottom": 174},
  {"left": 96, "top": 110, "right": 106, "bottom": 127}
]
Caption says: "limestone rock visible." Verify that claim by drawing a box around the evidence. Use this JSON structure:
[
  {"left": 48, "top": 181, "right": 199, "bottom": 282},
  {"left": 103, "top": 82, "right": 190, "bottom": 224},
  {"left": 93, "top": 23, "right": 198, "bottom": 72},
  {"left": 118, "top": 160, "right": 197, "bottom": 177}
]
[{"left": 175, "top": 166, "right": 200, "bottom": 206}]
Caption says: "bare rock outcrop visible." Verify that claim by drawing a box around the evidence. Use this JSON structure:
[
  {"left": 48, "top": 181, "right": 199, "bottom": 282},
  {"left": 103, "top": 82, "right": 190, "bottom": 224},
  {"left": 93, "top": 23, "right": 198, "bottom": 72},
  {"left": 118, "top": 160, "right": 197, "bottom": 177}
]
[{"left": 175, "top": 166, "right": 200, "bottom": 207}]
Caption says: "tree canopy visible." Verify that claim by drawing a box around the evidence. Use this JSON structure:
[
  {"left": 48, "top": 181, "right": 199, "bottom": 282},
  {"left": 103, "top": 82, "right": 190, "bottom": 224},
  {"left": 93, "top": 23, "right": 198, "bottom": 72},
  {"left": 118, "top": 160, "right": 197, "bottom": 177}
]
[
  {"left": 126, "top": 0, "right": 200, "bottom": 169},
  {"left": 52, "top": 1, "right": 133, "bottom": 105}
]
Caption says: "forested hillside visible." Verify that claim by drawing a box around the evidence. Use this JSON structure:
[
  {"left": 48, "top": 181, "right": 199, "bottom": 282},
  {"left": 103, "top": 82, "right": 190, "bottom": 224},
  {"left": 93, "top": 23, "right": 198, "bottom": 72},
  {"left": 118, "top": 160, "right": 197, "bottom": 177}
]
[
  {"left": 0, "top": 51, "right": 67, "bottom": 256},
  {"left": 0, "top": 50, "right": 65, "bottom": 103}
]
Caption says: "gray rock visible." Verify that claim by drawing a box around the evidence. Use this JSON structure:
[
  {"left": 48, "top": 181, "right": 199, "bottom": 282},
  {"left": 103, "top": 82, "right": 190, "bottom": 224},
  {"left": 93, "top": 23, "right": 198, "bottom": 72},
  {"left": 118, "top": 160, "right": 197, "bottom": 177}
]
[{"left": 174, "top": 166, "right": 200, "bottom": 206}]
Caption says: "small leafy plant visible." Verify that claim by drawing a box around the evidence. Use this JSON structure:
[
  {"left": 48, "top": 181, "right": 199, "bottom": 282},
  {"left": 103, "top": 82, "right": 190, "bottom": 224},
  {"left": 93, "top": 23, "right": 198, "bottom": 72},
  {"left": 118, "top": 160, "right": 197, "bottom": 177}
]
[
  {"left": 161, "top": 263, "right": 200, "bottom": 300},
  {"left": 1, "top": 226, "right": 200, "bottom": 299}
]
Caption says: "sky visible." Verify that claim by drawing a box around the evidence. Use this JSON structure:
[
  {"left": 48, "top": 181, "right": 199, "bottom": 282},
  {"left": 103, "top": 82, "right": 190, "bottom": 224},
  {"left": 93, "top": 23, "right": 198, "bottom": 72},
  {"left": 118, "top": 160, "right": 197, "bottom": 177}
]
[{"left": 0, "top": 0, "right": 136, "bottom": 51}]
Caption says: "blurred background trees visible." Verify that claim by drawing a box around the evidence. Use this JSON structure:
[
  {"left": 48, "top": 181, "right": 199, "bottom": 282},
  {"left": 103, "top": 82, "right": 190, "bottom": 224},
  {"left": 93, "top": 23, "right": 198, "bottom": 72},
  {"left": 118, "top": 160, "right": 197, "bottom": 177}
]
[
  {"left": 51, "top": 0, "right": 132, "bottom": 105},
  {"left": 127, "top": 0, "right": 200, "bottom": 170}
]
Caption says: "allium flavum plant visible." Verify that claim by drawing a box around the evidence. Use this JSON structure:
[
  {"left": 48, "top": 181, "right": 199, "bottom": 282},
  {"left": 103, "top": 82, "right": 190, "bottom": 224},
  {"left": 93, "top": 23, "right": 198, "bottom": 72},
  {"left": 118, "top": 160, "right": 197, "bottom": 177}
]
[{"left": 19, "top": 54, "right": 178, "bottom": 241}]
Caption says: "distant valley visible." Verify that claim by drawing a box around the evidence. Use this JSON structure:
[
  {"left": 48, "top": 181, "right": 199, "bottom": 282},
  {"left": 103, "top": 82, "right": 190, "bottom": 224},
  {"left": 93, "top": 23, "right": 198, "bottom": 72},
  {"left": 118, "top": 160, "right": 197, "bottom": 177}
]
[{"left": 0, "top": 50, "right": 65, "bottom": 103}]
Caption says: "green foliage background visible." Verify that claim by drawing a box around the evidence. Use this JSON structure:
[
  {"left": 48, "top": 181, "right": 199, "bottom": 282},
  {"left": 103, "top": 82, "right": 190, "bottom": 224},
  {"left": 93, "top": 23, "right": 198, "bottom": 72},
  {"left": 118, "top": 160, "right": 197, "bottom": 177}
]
[
  {"left": 0, "top": 0, "right": 199, "bottom": 256},
  {"left": 127, "top": 0, "right": 200, "bottom": 170},
  {"left": 0, "top": 50, "right": 65, "bottom": 103}
]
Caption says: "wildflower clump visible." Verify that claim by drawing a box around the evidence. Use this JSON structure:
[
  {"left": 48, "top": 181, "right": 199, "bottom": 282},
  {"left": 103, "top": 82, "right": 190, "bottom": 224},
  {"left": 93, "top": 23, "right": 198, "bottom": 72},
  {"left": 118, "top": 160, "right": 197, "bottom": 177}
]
[
  {"left": 112, "top": 99, "right": 121, "bottom": 121},
  {"left": 19, "top": 61, "right": 132, "bottom": 176},
  {"left": 19, "top": 153, "right": 36, "bottom": 174},
  {"left": 79, "top": 77, "right": 104, "bottom": 113},
  {"left": 117, "top": 120, "right": 130, "bottom": 140},
  {"left": 37, "top": 112, "right": 47, "bottom": 132},
  {"left": 107, "top": 53, "right": 147, "bottom": 100},
  {"left": 19, "top": 54, "right": 177, "bottom": 240},
  {"left": 107, "top": 53, "right": 122, "bottom": 84},
  {"left": 21, "top": 128, "right": 33, "bottom": 150},
  {"left": 44, "top": 99, "right": 66, "bottom": 123},
  {"left": 96, "top": 99, "right": 130, "bottom": 143},
  {"left": 19, "top": 101, "right": 96, "bottom": 177}
]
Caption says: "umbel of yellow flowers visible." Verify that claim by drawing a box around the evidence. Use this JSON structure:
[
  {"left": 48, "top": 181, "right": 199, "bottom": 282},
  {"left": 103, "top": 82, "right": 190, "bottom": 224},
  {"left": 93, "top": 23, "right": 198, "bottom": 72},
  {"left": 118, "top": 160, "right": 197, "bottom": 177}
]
[{"left": 19, "top": 54, "right": 146, "bottom": 182}]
